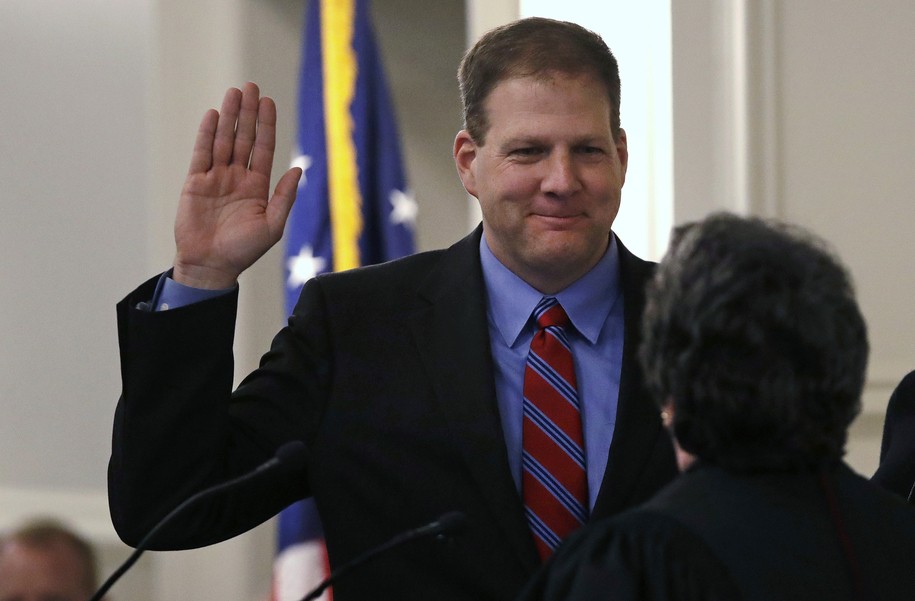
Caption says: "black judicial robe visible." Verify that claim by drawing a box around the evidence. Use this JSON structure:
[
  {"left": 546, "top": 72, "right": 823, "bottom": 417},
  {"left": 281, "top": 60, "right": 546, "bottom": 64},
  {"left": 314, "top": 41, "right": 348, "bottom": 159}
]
[
  {"left": 517, "top": 462, "right": 915, "bottom": 601},
  {"left": 873, "top": 370, "right": 915, "bottom": 502}
]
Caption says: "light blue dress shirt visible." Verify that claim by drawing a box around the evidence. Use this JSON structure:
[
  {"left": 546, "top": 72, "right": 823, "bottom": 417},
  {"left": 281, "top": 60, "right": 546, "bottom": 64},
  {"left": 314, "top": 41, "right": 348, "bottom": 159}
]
[
  {"left": 479, "top": 234, "right": 624, "bottom": 511},
  {"left": 142, "top": 269, "right": 234, "bottom": 312}
]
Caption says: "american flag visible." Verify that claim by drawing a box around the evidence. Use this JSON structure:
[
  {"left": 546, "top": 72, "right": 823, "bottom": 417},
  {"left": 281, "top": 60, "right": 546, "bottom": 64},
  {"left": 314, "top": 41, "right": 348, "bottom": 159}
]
[{"left": 274, "top": 0, "right": 416, "bottom": 599}]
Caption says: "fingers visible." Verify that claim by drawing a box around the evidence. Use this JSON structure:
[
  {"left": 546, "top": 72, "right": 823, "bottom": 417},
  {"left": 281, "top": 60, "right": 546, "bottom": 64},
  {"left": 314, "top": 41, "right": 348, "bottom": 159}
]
[
  {"left": 249, "top": 96, "right": 278, "bottom": 178},
  {"left": 188, "top": 109, "right": 219, "bottom": 175},
  {"left": 232, "top": 82, "right": 261, "bottom": 166},
  {"left": 266, "top": 167, "right": 303, "bottom": 238},
  {"left": 187, "top": 83, "right": 277, "bottom": 176},
  {"left": 211, "top": 86, "right": 244, "bottom": 167}
]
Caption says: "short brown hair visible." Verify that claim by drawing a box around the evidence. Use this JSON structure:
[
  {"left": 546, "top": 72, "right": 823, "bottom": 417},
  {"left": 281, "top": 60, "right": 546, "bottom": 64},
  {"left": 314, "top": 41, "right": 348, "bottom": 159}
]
[
  {"left": 1, "top": 519, "right": 98, "bottom": 592},
  {"left": 458, "top": 17, "right": 622, "bottom": 144}
]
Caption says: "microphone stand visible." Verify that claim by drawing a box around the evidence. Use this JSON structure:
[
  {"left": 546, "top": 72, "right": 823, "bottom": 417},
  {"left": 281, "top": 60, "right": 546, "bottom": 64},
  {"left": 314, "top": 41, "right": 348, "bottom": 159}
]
[
  {"left": 88, "top": 441, "right": 307, "bottom": 601},
  {"left": 300, "top": 511, "right": 467, "bottom": 601}
]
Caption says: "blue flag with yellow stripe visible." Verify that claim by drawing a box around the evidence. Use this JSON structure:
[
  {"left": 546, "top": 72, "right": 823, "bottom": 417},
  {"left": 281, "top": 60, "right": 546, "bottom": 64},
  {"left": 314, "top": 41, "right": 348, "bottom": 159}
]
[
  {"left": 274, "top": 1, "right": 415, "bottom": 599},
  {"left": 284, "top": 0, "right": 416, "bottom": 316}
]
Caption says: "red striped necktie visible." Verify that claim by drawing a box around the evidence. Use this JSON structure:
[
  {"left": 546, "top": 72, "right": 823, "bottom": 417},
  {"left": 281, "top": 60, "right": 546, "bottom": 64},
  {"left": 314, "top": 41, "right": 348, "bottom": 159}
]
[{"left": 522, "top": 296, "right": 589, "bottom": 561}]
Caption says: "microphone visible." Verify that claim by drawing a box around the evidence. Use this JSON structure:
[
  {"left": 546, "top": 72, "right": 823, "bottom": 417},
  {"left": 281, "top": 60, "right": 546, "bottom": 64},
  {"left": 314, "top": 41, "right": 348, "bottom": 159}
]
[
  {"left": 89, "top": 441, "right": 308, "bottom": 601},
  {"left": 300, "top": 511, "right": 468, "bottom": 601}
]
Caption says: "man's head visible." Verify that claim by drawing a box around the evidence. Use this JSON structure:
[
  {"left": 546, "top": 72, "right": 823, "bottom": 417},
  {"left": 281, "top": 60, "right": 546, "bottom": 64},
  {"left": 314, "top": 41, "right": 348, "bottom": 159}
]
[
  {"left": 0, "top": 520, "right": 99, "bottom": 601},
  {"left": 454, "top": 18, "right": 628, "bottom": 294},
  {"left": 640, "top": 213, "right": 868, "bottom": 472},
  {"left": 458, "top": 17, "right": 622, "bottom": 145}
]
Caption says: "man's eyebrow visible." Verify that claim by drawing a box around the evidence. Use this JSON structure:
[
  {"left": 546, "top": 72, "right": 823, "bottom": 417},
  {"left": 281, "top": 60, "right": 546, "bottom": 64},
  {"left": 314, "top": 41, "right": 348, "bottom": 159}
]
[
  {"left": 501, "top": 136, "right": 544, "bottom": 146},
  {"left": 503, "top": 133, "right": 611, "bottom": 145}
]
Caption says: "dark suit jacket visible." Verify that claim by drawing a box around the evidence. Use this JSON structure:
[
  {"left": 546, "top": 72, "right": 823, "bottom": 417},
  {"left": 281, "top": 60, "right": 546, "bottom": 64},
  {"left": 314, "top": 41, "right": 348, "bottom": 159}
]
[
  {"left": 519, "top": 462, "right": 915, "bottom": 601},
  {"left": 108, "top": 226, "right": 677, "bottom": 601},
  {"left": 873, "top": 370, "right": 915, "bottom": 502}
]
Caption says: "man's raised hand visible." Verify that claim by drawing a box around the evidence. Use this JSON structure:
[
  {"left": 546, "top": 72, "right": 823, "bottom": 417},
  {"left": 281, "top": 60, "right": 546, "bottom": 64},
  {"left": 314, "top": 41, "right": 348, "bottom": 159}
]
[{"left": 173, "top": 82, "right": 302, "bottom": 289}]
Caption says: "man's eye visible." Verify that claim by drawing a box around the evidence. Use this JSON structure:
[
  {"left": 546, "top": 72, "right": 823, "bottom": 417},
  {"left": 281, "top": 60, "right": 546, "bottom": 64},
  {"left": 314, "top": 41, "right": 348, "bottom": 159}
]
[{"left": 512, "top": 147, "right": 542, "bottom": 156}]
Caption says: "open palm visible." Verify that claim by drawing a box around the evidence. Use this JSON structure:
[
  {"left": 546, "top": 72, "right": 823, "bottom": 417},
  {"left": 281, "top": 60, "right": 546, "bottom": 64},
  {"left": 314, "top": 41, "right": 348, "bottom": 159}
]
[{"left": 173, "top": 83, "right": 302, "bottom": 289}]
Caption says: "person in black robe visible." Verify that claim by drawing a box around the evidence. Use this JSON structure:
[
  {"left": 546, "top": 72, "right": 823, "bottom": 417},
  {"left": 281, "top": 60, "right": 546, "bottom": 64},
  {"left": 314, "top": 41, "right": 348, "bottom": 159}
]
[
  {"left": 873, "top": 370, "right": 915, "bottom": 502},
  {"left": 517, "top": 213, "right": 915, "bottom": 601}
]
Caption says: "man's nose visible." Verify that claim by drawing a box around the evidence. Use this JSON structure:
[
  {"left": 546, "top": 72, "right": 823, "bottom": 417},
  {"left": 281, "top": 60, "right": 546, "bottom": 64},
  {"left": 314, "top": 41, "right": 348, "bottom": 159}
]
[{"left": 541, "top": 151, "right": 582, "bottom": 196}]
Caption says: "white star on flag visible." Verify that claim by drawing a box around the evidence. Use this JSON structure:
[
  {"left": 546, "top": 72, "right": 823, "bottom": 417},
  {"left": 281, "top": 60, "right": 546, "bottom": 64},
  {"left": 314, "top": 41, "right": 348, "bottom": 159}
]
[
  {"left": 389, "top": 189, "right": 417, "bottom": 227},
  {"left": 287, "top": 245, "right": 326, "bottom": 288},
  {"left": 291, "top": 154, "right": 313, "bottom": 188}
]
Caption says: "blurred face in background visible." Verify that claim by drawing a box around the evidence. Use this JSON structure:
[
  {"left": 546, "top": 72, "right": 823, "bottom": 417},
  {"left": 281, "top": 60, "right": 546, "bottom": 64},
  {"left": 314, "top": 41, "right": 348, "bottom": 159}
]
[{"left": 0, "top": 540, "right": 93, "bottom": 601}]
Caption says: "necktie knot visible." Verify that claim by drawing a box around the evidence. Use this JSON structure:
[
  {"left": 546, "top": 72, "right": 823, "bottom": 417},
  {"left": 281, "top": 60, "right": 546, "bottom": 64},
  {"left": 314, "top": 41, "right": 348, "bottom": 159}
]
[{"left": 534, "top": 297, "right": 570, "bottom": 330}]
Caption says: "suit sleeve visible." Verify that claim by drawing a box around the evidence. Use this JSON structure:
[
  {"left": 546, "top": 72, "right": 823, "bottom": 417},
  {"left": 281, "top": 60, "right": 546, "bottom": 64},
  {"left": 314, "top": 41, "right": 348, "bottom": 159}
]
[{"left": 108, "top": 274, "right": 329, "bottom": 549}]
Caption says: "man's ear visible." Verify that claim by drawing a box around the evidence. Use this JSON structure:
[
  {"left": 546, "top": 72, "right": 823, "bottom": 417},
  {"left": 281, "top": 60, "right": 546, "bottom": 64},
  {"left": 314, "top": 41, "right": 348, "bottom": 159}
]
[
  {"left": 616, "top": 127, "right": 629, "bottom": 186},
  {"left": 453, "top": 130, "right": 478, "bottom": 197}
]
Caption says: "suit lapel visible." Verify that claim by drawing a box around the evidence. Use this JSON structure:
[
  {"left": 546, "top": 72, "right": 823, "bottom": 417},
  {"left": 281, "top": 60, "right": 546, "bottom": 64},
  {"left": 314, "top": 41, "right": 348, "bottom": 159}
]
[{"left": 408, "top": 226, "right": 540, "bottom": 571}]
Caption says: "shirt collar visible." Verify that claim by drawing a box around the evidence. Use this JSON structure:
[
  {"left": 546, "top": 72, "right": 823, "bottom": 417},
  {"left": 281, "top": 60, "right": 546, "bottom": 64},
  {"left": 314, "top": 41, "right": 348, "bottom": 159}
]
[{"left": 480, "top": 233, "right": 621, "bottom": 347}]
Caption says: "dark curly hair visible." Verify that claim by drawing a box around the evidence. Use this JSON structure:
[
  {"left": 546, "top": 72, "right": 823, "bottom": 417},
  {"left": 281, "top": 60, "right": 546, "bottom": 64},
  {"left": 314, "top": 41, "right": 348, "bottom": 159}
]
[
  {"left": 457, "top": 17, "right": 621, "bottom": 145},
  {"left": 639, "top": 213, "right": 868, "bottom": 472}
]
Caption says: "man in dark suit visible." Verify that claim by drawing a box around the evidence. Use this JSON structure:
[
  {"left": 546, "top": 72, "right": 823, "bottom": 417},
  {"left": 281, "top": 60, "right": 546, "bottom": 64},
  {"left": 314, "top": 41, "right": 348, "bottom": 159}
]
[
  {"left": 873, "top": 370, "right": 915, "bottom": 502},
  {"left": 108, "top": 17, "right": 676, "bottom": 601}
]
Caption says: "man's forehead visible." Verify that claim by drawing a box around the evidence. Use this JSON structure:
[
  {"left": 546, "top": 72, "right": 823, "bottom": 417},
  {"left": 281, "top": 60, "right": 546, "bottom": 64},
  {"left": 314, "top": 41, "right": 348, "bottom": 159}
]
[
  {"left": 483, "top": 73, "right": 611, "bottom": 112},
  {"left": 483, "top": 78, "right": 613, "bottom": 134},
  {"left": 491, "top": 69, "right": 603, "bottom": 91},
  {"left": 496, "top": 130, "right": 614, "bottom": 146}
]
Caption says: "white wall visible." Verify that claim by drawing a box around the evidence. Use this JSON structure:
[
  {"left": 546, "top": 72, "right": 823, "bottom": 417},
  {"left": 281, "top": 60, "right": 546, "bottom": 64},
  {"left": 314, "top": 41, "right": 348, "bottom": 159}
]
[
  {"left": 1, "top": 1, "right": 155, "bottom": 598},
  {"left": 0, "top": 0, "right": 150, "bottom": 492},
  {"left": 672, "top": 0, "right": 915, "bottom": 472}
]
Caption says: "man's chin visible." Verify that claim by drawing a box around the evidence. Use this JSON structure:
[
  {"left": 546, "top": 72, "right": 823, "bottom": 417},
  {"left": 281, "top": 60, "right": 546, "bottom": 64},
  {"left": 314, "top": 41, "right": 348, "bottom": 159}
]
[{"left": 526, "top": 246, "right": 597, "bottom": 277}]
